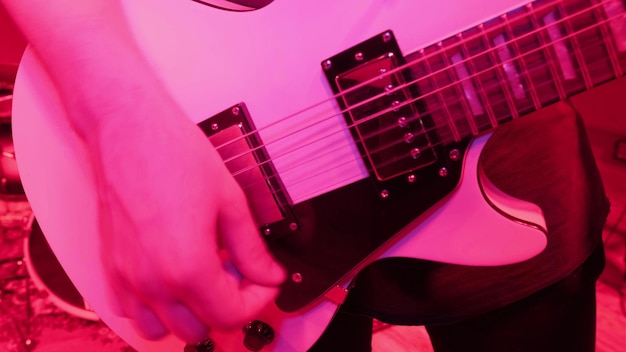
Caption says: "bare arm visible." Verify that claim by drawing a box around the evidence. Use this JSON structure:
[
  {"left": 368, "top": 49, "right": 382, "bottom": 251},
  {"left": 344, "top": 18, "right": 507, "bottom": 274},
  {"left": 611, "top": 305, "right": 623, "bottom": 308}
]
[
  {"left": 2, "top": 1, "right": 146, "bottom": 134},
  {"left": 2, "top": 0, "right": 285, "bottom": 343}
]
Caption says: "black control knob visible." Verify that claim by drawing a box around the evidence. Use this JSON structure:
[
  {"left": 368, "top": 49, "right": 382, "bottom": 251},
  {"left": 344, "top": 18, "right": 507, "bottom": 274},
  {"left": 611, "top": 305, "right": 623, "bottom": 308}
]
[
  {"left": 243, "top": 320, "right": 275, "bottom": 351},
  {"left": 184, "top": 338, "right": 215, "bottom": 352}
]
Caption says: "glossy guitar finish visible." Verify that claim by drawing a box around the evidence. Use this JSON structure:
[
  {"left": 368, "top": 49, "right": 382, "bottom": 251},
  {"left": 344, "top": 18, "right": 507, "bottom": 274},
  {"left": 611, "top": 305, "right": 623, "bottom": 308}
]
[{"left": 11, "top": 0, "right": 625, "bottom": 350}]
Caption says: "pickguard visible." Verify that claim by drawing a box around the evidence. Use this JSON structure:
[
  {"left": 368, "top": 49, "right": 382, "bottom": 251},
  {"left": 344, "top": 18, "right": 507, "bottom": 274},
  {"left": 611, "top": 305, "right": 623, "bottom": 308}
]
[
  {"left": 270, "top": 150, "right": 465, "bottom": 311},
  {"left": 196, "top": 32, "right": 468, "bottom": 312},
  {"left": 200, "top": 101, "right": 467, "bottom": 311}
]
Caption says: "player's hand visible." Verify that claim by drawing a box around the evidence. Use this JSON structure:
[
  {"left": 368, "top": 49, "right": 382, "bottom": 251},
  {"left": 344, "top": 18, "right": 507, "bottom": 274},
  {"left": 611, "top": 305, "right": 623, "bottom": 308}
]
[{"left": 90, "top": 101, "right": 286, "bottom": 343}]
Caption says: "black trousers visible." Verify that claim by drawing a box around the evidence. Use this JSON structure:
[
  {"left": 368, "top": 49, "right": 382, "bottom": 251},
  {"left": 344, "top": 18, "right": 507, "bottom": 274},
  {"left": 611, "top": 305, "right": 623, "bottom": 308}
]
[{"left": 309, "top": 243, "right": 605, "bottom": 352}]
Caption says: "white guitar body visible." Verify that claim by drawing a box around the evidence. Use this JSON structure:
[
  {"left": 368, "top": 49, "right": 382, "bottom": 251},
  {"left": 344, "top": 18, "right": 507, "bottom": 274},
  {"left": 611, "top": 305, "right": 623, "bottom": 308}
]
[{"left": 10, "top": 0, "right": 568, "bottom": 350}]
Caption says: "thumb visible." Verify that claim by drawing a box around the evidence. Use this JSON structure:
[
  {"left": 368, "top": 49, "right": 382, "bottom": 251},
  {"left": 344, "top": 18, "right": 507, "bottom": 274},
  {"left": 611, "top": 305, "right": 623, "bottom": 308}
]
[{"left": 218, "top": 199, "right": 286, "bottom": 287}]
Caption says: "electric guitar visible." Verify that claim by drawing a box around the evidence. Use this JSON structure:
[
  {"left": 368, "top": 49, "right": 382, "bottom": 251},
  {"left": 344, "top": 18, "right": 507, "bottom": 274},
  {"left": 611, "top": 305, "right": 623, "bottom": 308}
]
[{"left": 11, "top": 0, "right": 625, "bottom": 350}]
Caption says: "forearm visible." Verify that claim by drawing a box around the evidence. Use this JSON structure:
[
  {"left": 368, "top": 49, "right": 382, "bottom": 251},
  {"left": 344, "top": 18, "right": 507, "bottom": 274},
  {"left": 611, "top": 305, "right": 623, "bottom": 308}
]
[{"left": 1, "top": 0, "right": 176, "bottom": 142}]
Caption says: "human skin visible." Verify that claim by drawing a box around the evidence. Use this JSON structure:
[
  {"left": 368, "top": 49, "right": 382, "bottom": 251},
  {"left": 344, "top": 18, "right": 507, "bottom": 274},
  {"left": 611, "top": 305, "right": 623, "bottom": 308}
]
[{"left": 1, "top": 0, "right": 285, "bottom": 343}]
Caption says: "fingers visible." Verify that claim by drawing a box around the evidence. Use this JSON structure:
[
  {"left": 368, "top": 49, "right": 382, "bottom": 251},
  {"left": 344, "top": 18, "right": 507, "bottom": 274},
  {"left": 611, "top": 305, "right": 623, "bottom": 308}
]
[
  {"left": 128, "top": 303, "right": 169, "bottom": 340},
  {"left": 217, "top": 191, "right": 286, "bottom": 287},
  {"left": 173, "top": 240, "right": 278, "bottom": 329},
  {"left": 98, "top": 155, "right": 287, "bottom": 342},
  {"left": 150, "top": 302, "right": 210, "bottom": 343},
  {"left": 184, "top": 261, "right": 281, "bottom": 330},
  {"left": 107, "top": 244, "right": 279, "bottom": 342},
  {"left": 108, "top": 276, "right": 169, "bottom": 340},
  {"left": 112, "top": 273, "right": 211, "bottom": 343}
]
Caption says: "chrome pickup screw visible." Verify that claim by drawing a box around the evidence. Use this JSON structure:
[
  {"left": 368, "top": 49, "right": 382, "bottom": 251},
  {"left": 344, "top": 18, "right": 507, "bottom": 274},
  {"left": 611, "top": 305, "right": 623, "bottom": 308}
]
[
  {"left": 391, "top": 100, "right": 401, "bottom": 112},
  {"left": 291, "top": 273, "right": 303, "bottom": 283},
  {"left": 397, "top": 117, "right": 408, "bottom": 128},
  {"left": 449, "top": 149, "right": 461, "bottom": 161}
]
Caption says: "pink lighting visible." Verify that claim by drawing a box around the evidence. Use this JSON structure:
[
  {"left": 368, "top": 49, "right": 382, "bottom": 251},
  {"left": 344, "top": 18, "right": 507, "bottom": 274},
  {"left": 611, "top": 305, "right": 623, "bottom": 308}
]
[{"left": 0, "top": 0, "right": 624, "bottom": 351}]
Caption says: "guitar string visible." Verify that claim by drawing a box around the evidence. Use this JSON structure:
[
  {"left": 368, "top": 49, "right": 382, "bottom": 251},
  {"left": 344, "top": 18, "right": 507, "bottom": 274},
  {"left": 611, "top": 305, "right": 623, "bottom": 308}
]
[
  {"left": 227, "top": 7, "right": 624, "bottom": 200},
  {"left": 215, "top": 1, "right": 620, "bottom": 181},
  {"left": 208, "top": 3, "right": 624, "bottom": 198},
  {"left": 211, "top": 0, "right": 611, "bottom": 159},
  {"left": 235, "top": 52, "right": 619, "bottom": 208},
  {"left": 224, "top": 9, "right": 623, "bottom": 188},
  {"left": 238, "top": 48, "right": 604, "bottom": 201}
]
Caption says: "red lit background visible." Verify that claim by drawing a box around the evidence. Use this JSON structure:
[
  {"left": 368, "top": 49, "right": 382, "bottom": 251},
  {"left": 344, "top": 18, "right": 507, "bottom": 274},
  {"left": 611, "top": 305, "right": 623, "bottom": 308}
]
[{"left": 0, "top": 2, "right": 624, "bottom": 351}]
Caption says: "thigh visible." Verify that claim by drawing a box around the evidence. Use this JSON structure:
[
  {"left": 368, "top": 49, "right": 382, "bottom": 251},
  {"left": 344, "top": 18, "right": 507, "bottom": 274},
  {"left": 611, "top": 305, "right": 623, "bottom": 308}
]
[{"left": 425, "top": 245, "right": 605, "bottom": 352}]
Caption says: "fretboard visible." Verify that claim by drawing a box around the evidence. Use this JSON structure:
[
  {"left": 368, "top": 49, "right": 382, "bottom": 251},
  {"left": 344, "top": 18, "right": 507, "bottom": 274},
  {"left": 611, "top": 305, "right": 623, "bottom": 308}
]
[
  {"left": 329, "top": 0, "right": 625, "bottom": 181},
  {"left": 409, "top": 0, "right": 626, "bottom": 145}
]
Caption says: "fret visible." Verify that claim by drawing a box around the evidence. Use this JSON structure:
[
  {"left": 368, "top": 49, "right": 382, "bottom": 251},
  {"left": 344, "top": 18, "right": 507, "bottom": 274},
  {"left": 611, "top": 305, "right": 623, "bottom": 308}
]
[
  {"left": 420, "top": 47, "right": 469, "bottom": 142},
  {"left": 457, "top": 28, "right": 506, "bottom": 129},
  {"left": 589, "top": 0, "right": 622, "bottom": 80},
  {"left": 563, "top": 0, "right": 617, "bottom": 86},
  {"left": 596, "top": 0, "right": 625, "bottom": 77},
  {"left": 529, "top": 3, "right": 568, "bottom": 101},
  {"left": 436, "top": 44, "right": 481, "bottom": 139},
  {"left": 490, "top": 17, "right": 542, "bottom": 114},
  {"left": 507, "top": 7, "right": 562, "bottom": 107},
  {"left": 435, "top": 37, "right": 485, "bottom": 136},
  {"left": 559, "top": 1, "right": 594, "bottom": 89},
  {"left": 611, "top": 0, "right": 626, "bottom": 75},
  {"left": 602, "top": 0, "right": 626, "bottom": 54},
  {"left": 609, "top": 0, "right": 626, "bottom": 75},
  {"left": 500, "top": 15, "right": 543, "bottom": 111},
  {"left": 401, "top": 0, "right": 625, "bottom": 150},
  {"left": 448, "top": 52, "right": 482, "bottom": 135},
  {"left": 543, "top": 12, "right": 578, "bottom": 82},
  {"left": 477, "top": 24, "right": 520, "bottom": 121},
  {"left": 410, "top": 52, "right": 459, "bottom": 144},
  {"left": 544, "top": 2, "right": 591, "bottom": 97}
]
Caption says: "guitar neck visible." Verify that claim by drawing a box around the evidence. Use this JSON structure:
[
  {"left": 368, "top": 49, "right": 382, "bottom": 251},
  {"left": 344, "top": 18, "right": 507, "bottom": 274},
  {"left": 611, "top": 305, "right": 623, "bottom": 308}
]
[{"left": 407, "top": 0, "right": 626, "bottom": 145}]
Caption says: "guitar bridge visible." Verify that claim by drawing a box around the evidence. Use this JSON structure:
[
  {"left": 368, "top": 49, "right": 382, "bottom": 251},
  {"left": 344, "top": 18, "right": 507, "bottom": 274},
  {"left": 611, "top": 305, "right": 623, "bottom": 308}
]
[
  {"left": 322, "top": 31, "right": 438, "bottom": 181},
  {"left": 198, "top": 104, "right": 297, "bottom": 238}
]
